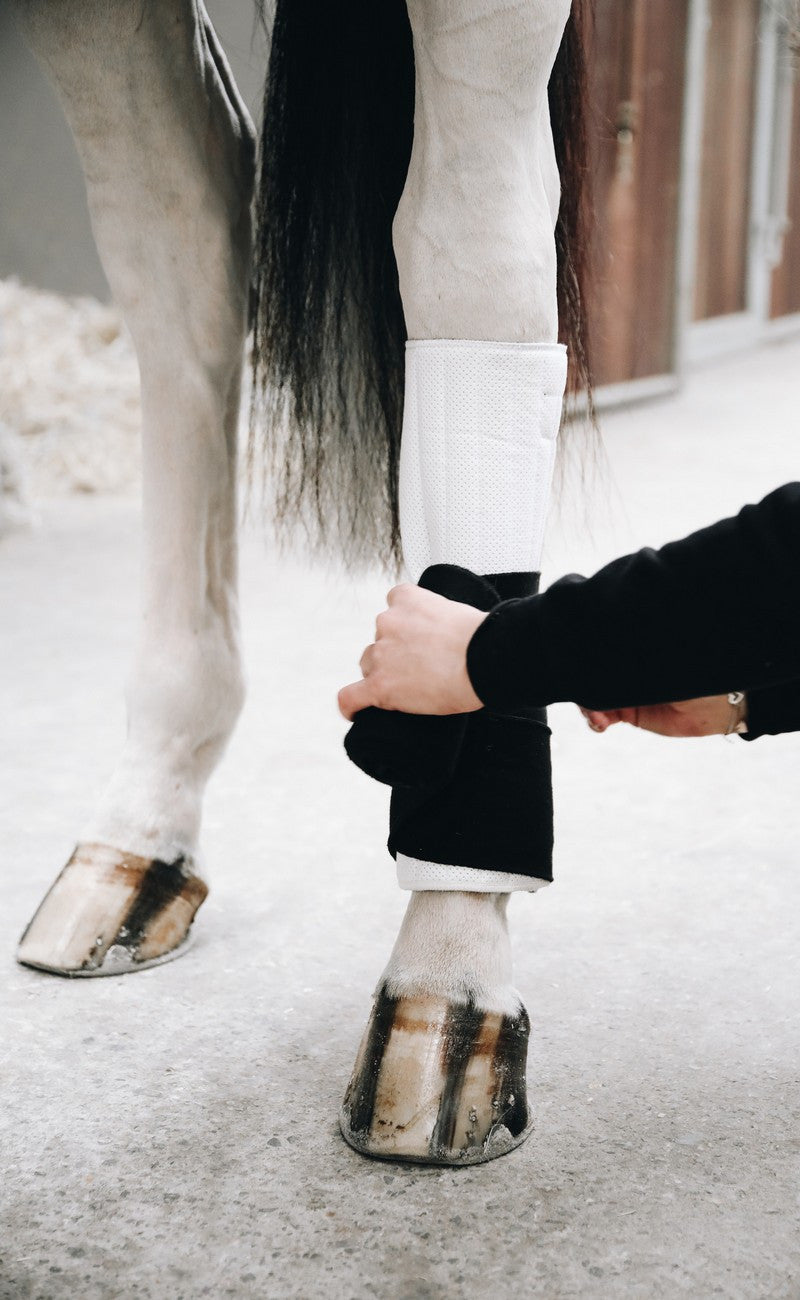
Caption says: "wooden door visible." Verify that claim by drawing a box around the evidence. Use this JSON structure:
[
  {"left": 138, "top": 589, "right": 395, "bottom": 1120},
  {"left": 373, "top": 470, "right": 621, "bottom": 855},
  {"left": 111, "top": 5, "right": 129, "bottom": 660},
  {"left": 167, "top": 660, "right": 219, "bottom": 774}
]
[
  {"left": 587, "top": 0, "right": 689, "bottom": 386},
  {"left": 692, "top": 0, "right": 760, "bottom": 321},
  {"left": 770, "top": 63, "right": 800, "bottom": 318}
]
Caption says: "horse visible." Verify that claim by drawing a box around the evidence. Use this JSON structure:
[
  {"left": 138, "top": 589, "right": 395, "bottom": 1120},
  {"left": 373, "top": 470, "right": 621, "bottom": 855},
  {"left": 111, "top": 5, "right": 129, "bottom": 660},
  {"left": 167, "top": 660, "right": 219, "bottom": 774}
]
[{"left": 12, "top": 0, "right": 592, "bottom": 1166}]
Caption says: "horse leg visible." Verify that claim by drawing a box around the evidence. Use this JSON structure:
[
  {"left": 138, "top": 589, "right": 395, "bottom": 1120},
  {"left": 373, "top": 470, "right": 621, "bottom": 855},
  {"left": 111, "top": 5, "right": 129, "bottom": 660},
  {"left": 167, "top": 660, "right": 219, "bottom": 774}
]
[
  {"left": 341, "top": 0, "right": 571, "bottom": 1163},
  {"left": 13, "top": 0, "right": 255, "bottom": 975}
]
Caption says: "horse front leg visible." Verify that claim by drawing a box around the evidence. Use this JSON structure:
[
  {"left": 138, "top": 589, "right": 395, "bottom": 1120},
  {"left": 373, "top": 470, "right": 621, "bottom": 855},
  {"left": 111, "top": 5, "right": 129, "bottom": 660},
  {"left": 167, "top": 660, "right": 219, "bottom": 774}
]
[
  {"left": 13, "top": 0, "right": 255, "bottom": 975},
  {"left": 341, "top": 0, "right": 571, "bottom": 1163}
]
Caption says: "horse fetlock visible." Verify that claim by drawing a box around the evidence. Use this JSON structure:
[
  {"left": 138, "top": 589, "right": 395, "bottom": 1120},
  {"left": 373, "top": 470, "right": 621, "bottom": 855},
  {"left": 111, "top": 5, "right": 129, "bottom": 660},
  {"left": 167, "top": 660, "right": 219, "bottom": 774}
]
[
  {"left": 78, "top": 631, "right": 244, "bottom": 864},
  {"left": 82, "top": 755, "right": 206, "bottom": 869},
  {"left": 379, "top": 890, "right": 520, "bottom": 1017}
]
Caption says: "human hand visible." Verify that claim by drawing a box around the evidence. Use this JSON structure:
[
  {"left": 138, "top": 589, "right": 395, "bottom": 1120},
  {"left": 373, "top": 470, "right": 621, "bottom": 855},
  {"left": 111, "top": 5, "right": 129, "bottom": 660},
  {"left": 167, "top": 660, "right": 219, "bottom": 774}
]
[
  {"left": 580, "top": 694, "right": 740, "bottom": 738},
  {"left": 338, "top": 584, "right": 487, "bottom": 720}
]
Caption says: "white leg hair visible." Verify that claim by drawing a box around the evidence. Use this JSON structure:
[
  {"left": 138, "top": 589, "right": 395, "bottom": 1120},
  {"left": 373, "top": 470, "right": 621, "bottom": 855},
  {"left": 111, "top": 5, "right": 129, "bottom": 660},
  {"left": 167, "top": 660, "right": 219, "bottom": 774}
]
[
  {"left": 384, "top": 0, "right": 571, "bottom": 1008},
  {"left": 392, "top": 0, "right": 568, "bottom": 342},
  {"left": 14, "top": 0, "right": 255, "bottom": 869},
  {"left": 380, "top": 891, "right": 519, "bottom": 1017}
]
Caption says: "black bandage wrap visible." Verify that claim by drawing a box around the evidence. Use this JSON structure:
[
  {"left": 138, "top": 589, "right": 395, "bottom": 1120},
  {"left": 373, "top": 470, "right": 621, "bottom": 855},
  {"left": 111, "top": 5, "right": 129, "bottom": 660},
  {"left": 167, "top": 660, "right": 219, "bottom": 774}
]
[{"left": 345, "top": 565, "right": 553, "bottom": 881}]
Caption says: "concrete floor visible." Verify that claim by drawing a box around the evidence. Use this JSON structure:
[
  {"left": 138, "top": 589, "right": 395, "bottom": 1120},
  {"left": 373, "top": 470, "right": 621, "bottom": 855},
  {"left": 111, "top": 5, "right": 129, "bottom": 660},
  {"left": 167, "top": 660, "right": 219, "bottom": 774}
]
[{"left": 2, "top": 341, "right": 800, "bottom": 1299}]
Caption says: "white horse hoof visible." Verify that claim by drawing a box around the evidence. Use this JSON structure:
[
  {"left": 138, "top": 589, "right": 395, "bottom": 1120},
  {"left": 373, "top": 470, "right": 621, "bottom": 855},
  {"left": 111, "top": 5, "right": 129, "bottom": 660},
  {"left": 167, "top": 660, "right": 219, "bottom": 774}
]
[
  {"left": 340, "top": 986, "right": 533, "bottom": 1166},
  {"left": 16, "top": 842, "right": 208, "bottom": 977}
]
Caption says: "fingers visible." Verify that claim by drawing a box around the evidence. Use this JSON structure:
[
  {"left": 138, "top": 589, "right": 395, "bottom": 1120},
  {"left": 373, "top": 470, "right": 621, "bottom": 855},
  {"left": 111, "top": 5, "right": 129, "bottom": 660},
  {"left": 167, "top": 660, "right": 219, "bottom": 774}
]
[
  {"left": 374, "top": 600, "right": 402, "bottom": 643},
  {"left": 375, "top": 583, "right": 431, "bottom": 640},
  {"left": 611, "top": 708, "right": 639, "bottom": 727},
  {"left": 582, "top": 697, "right": 734, "bottom": 740},
  {"left": 386, "top": 583, "right": 415, "bottom": 607},
  {"left": 338, "top": 679, "right": 375, "bottom": 721},
  {"left": 580, "top": 707, "right": 619, "bottom": 733},
  {"left": 359, "top": 643, "right": 375, "bottom": 675}
]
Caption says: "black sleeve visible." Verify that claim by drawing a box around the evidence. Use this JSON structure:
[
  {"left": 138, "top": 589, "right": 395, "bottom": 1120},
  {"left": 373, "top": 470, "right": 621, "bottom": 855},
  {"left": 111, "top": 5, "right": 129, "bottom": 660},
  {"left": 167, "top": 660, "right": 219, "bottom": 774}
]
[
  {"left": 742, "top": 680, "right": 800, "bottom": 740},
  {"left": 466, "top": 483, "right": 800, "bottom": 727}
]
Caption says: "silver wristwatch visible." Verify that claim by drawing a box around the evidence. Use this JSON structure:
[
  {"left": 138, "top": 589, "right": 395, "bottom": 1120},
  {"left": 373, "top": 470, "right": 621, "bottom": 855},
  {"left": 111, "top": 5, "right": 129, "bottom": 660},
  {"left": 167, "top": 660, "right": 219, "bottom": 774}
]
[{"left": 726, "top": 690, "right": 748, "bottom": 735}]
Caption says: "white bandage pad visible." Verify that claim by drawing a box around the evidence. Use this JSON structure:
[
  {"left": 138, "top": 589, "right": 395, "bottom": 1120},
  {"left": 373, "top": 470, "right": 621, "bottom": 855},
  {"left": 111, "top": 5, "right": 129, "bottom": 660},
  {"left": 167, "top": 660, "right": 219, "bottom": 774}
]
[
  {"left": 399, "top": 339, "right": 567, "bottom": 581},
  {"left": 397, "top": 338, "right": 567, "bottom": 893},
  {"left": 396, "top": 857, "right": 551, "bottom": 894}
]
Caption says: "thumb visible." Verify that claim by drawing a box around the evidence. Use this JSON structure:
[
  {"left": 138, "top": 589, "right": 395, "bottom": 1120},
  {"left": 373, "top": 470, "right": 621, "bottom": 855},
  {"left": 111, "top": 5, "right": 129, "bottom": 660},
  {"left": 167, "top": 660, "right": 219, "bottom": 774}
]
[{"left": 338, "top": 678, "right": 375, "bottom": 721}]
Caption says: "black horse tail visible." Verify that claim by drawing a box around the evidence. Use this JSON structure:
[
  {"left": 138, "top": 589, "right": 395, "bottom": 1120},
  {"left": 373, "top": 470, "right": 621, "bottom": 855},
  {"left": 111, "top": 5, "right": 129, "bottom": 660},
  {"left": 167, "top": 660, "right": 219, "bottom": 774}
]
[{"left": 250, "top": 0, "right": 594, "bottom": 570}]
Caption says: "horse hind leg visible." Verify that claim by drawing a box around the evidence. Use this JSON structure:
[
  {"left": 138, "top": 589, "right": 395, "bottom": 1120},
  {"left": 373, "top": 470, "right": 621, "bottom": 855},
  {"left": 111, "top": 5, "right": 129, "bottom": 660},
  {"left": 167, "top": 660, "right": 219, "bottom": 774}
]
[
  {"left": 341, "top": 0, "right": 571, "bottom": 1163},
  {"left": 13, "top": 0, "right": 255, "bottom": 975}
]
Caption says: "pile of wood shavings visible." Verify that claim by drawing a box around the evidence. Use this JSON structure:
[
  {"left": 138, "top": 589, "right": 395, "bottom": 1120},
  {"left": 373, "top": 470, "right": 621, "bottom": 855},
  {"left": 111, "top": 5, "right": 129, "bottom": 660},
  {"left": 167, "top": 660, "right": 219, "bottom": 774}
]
[{"left": 0, "top": 277, "right": 141, "bottom": 497}]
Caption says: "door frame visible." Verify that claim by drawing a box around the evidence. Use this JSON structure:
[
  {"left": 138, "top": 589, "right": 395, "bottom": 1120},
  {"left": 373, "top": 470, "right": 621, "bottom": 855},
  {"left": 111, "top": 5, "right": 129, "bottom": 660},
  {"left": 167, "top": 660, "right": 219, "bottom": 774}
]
[{"left": 680, "top": 0, "right": 800, "bottom": 368}]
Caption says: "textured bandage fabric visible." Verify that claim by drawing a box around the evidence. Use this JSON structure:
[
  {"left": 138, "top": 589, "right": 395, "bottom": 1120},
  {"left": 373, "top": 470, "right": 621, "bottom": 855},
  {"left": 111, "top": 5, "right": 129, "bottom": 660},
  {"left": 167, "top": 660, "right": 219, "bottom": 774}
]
[
  {"left": 389, "top": 570, "right": 553, "bottom": 884},
  {"left": 399, "top": 340, "right": 567, "bottom": 581},
  {"left": 394, "top": 859, "right": 551, "bottom": 892},
  {"left": 389, "top": 707, "right": 554, "bottom": 878},
  {"left": 396, "top": 340, "right": 566, "bottom": 892}
]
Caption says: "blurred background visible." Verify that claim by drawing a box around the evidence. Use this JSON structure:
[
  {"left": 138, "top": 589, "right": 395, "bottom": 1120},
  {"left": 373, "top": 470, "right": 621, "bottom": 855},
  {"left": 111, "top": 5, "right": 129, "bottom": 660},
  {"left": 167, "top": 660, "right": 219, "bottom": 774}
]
[
  {"left": 2, "top": 0, "right": 799, "bottom": 397},
  {"left": 0, "top": 0, "right": 267, "bottom": 300},
  {"left": 1, "top": 0, "right": 799, "bottom": 510}
]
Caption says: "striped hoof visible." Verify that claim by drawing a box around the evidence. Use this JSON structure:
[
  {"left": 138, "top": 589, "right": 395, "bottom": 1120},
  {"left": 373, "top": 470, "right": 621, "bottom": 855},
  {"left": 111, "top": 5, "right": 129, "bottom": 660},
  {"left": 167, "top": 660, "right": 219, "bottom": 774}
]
[
  {"left": 340, "top": 986, "right": 533, "bottom": 1166},
  {"left": 16, "top": 842, "right": 208, "bottom": 977}
]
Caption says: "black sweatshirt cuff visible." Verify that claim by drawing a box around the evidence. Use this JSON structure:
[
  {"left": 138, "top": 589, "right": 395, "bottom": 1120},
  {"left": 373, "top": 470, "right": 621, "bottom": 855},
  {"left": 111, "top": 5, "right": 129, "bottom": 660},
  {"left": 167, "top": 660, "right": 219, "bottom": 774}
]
[
  {"left": 467, "top": 596, "right": 549, "bottom": 711},
  {"left": 744, "top": 681, "right": 800, "bottom": 740}
]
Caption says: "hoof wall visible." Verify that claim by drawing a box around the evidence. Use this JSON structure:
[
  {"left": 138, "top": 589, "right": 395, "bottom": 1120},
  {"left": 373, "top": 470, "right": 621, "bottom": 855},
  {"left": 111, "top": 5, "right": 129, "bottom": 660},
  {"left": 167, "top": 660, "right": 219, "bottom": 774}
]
[
  {"left": 17, "top": 842, "right": 208, "bottom": 977},
  {"left": 340, "top": 987, "right": 532, "bottom": 1166}
]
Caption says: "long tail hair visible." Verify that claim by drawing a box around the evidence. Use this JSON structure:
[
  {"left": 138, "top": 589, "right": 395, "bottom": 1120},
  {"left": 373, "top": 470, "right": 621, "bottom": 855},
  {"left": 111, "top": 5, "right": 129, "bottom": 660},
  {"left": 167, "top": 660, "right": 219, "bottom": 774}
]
[{"left": 251, "top": 0, "right": 593, "bottom": 569}]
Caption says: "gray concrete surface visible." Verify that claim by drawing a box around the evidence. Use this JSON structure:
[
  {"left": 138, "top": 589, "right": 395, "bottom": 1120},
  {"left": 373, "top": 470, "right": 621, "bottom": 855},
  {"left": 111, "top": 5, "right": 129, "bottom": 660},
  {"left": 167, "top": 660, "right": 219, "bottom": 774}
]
[{"left": 2, "top": 341, "right": 800, "bottom": 1299}]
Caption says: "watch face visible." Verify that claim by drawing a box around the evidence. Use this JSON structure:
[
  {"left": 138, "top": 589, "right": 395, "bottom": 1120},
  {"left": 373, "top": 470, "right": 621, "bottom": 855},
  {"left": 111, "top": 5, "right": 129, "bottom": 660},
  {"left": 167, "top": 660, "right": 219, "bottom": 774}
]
[{"left": 725, "top": 691, "right": 747, "bottom": 735}]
